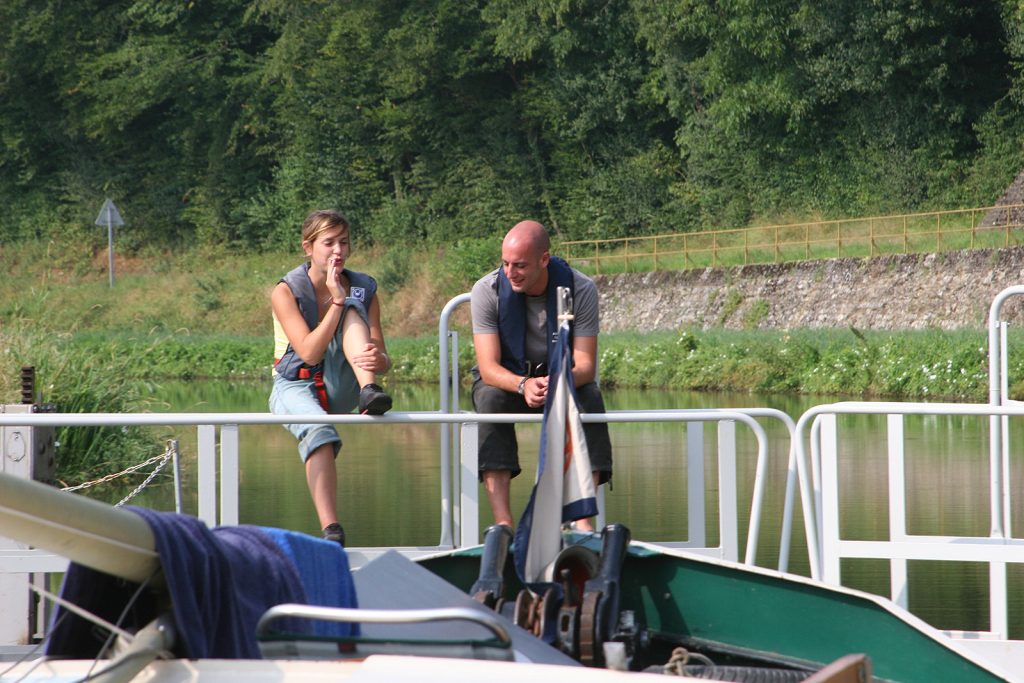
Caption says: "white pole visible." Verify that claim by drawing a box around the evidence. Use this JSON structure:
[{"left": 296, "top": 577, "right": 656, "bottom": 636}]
[{"left": 107, "top": 215, "right": 115, "bottom": 287}]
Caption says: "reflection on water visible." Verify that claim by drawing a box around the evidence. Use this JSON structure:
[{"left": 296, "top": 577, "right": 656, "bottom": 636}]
[{"left": 136, "top": 379, "right": 1022, "bottom": 637}]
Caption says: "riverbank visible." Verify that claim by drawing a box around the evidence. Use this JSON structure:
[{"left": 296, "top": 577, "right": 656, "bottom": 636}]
[
  {"left": 5, "top": 321, "right": 1011, "bottom": 484},
  {"left": 4, "top": 241, "right": 1022, "bottom": 410},
  {"left": 594, "top": 246, "right": 1024, "bottom": 333},
  {"left": 4, "top": 239, "right": 1022, "bottom": 482},
  {"left": 13, "top": 324, "right": 1008, "bottom": 401}
]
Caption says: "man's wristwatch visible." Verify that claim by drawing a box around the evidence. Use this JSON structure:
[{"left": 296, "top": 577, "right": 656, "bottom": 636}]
[{"left": 517, "top": 376, "right": 529, "bottom": 395}]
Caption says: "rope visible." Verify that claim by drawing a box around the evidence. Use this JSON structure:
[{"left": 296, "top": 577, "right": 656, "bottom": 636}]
[
  {"left": 61, "top": 440, "right": 178, "bottom": 507},
  {"left": 663, "top": 647, "right": 716, "bottom": 676}
]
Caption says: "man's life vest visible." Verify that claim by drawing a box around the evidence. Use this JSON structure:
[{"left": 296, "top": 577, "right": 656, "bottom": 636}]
[
  {"left": 496, "top": 255, "right": 575, "bottom": 376},
  {"left": 273, "top": 263, "right": 377, "bottom": 381}
]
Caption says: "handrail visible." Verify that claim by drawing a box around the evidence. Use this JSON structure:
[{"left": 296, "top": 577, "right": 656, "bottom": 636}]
[
  {"left": 795, "top": 401, "right": 1024, "bottom": 583},
  {"left": 438, "top": 292, "right": 472, "bottom": 548},
  {"left": 611, "top": 407, "right": 801, "bottom": 572},
  {"left": 0, "top": 408, "right": 784, "bottom": 569},
  {"left": 986, "top": 285, "right": 1024, "bottom": 538},
  {"left": 257, "top": 604, "right": 512, "bottom": 646}
]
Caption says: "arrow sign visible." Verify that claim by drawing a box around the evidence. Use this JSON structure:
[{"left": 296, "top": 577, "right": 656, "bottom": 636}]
[
  {"left": 94, "top": 198, "right": 123, "bottom": 287},
  {"left": 95, "top": 198, "right": 124, "bottom": 226}
]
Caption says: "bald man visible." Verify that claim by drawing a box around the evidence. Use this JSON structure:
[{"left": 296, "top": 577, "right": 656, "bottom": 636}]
[{"left": 470, "top": 220, "right": 613, "bottom": 530}]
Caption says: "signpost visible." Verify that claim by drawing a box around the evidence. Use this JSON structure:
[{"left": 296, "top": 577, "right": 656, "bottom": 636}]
[{"left": 94, "top": 199, "right": 124, "bottom": 288}]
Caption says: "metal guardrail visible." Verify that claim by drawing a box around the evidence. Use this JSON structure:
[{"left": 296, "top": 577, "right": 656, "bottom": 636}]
[
  {"left": 0, "top": 408, "right": 784, "bottom": 572},
  {"left": 560, "top": 204, "right": 1024, "bottom": 274},
  {"left": 795, "top": 401, "right": 1024, "bottom": 641},
  {"left": 257, "top": 604, "right": 513, "bottom": 647}
]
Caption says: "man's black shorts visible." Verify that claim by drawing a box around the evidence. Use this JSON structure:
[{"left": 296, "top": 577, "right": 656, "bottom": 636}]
[{"left": 471, "top": 377, "right": 613, "bottom": 485}]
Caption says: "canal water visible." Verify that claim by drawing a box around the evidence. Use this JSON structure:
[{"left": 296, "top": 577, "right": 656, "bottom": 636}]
[{"left": 133, "top": 379, "right": 1023, "bottom": 638}]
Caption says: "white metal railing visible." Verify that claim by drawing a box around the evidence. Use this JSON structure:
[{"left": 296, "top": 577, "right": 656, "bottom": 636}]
[
  {"left": 0, "top": 408, "right": 782, "bottom": 571},
  {"left": 795, "top": 401, "right": 1024, "bottom": 641},
  {"left": 988, "top": 285, "right": 1024, "bottom": 538},
  {"left": 0, "top": 411, "right": 778, "bottom": 561}
]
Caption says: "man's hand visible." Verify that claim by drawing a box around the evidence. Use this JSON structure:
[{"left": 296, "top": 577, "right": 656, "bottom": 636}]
[{"left": 523, "top": 375, "right": 548, "bottom": 408}]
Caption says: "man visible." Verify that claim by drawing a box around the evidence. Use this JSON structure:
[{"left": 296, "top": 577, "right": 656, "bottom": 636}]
[{"left": 470, "top": 220, "right": 613, "bottom": 530}]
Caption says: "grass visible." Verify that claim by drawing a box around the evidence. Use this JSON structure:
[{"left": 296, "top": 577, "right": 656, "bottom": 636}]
[
  {"left": 1, "top": 235, "right": 1012, "bottom": 403},
  {"left": 2, "top": 233, "right": 1017, "bottom": 481}
]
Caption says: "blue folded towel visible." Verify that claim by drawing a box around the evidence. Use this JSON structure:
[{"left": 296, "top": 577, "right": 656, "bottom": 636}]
[
  {"left": 47, "top": 508, "right": 358, "bottom": 659},
  {"left": 260, "top": 526, "right": 359, "bottom": 637}
]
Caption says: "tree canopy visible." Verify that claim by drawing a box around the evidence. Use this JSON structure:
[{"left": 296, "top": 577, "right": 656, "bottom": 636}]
[{"left": 1, "top": 0, "right": 1021, "bottom": 250}]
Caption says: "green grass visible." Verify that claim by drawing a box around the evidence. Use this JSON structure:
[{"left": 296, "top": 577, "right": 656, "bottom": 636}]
[{"left": 2, "top": 236, "right": 1017, "bottom": 482}]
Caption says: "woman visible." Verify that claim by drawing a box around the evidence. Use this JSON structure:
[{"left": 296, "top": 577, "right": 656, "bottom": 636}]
[{"left": 269, "top": 209, "right": 391, "bottom": 546}]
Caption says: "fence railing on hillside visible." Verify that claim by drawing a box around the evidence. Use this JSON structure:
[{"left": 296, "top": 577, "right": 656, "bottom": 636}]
[{"left": 560, "top": 204, "right": 1024, "bottom": 275}]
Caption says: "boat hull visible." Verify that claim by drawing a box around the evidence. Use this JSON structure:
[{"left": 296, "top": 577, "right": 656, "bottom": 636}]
[{"left": 418, "top": 539, "right": 1014, "bottom": 682}]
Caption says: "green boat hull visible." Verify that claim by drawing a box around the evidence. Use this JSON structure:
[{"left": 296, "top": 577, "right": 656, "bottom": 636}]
[{"left": 418, "top": 539, "right": 1008, "bottom": 683}]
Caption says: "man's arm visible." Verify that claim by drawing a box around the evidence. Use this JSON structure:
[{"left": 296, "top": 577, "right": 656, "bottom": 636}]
[
  {"left": 473, "top": 332, "right": 521, "bottom": 393},
  {"left": 572, "top": 335, "right": 598, "bottom": 387},
  {"left": 474, "top": 332, "right": 548, "bottom": 408}
]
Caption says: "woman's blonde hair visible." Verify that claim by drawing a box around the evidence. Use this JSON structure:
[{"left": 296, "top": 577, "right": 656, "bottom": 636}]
[{"left": 301, "top": 209, "right": 350, "bottom": 247}]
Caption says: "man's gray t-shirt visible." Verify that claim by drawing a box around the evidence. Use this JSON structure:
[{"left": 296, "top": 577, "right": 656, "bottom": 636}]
[{"left": 470, "top": 268, "right": 600, "bottom": 365}]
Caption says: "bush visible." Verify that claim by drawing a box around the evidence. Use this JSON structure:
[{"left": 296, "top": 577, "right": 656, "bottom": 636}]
[{"left": 0, "top": 323, "right": 163, "bottom": 488}]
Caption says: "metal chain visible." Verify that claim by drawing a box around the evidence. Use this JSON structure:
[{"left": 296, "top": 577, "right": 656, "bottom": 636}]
[
  {"left": 61, "top": 441, "right": 178, "bottom": 506},
  {"left": 114, "top": 445, "right": 174, "bottom": 507}
]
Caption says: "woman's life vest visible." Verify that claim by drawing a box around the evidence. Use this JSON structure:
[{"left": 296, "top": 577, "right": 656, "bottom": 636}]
[{"left": 273, "top": 263, "right": 377, "bottom": 380}]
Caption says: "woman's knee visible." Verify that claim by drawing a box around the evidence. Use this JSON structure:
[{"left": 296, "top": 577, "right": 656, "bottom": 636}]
[{"left": 299, "top": 426, "right": 342, "bottom": 462}]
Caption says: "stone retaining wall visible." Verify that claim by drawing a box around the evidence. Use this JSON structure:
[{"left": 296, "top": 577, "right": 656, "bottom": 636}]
[{"left": 594, "top": 247, "right": 1024, "bottom": 332}]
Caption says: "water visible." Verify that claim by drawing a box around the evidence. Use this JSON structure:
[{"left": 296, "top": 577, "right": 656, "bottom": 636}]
[{"left": 134, "top": 379, "right": 1022, "bottom": 637}]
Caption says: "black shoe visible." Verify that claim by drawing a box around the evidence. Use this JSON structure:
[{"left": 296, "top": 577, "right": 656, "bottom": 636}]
[
  {"left": 359, "top": 383, "right": 392, "bottom": 415},
  {"left": 322, "top": 522, "right": 346, "bottom": 546}
]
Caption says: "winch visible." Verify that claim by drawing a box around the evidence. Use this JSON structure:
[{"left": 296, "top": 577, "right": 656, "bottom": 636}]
[{"left": 469, "top": 523, "right": 641, "bottom": 668}]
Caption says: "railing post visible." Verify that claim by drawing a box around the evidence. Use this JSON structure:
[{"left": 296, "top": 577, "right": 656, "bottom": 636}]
[
  {"left": 869, "top": 219, "right": 875, "bottom": 257},
  {"left": 220, "top": 424, "right": 239, "bottom": 526},
  {"left": 687, "top": 424, "right": 705, "bottom": 548},
  {"left": 438, "top": 293, "right": 472, "bottom": 547},
  {"left": 887, "top": 415, "right": 908, "bottom": 609},
  {"left": 818, "top": 414, "right": 841, "bottom": 584},
  {"left": 197, "top": 424, "right": 217, "bottom": 526},
  {"left": 903, "top": 216, "right": 908, "bottom": 253},
  {"left": 991, "top": 561, "right": 1009, "bottom": 639},
  {"left": 717, "top": 420, "right": 738, "bottom": 562},
  {"left": 458, "top": 421, "right": 480, "bottom": 547}
]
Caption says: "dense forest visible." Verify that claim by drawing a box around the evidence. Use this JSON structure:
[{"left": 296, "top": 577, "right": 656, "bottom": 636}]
[{"left": 2, "top": 0, "right": 1024, "bottom": 252}]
